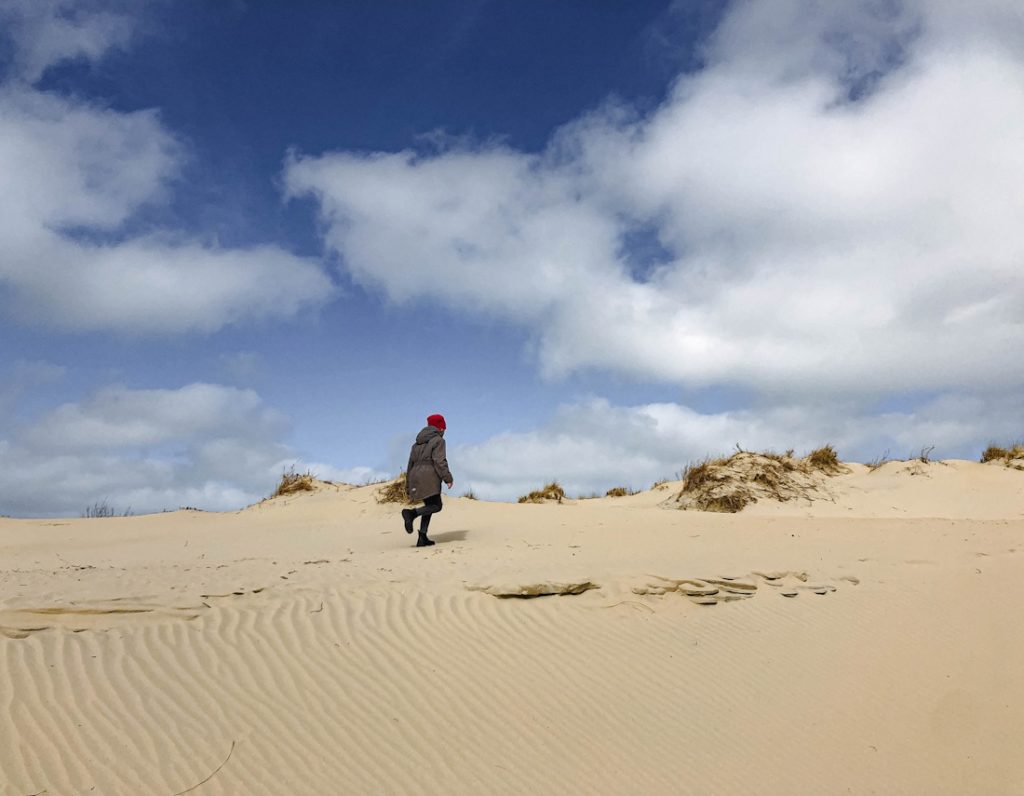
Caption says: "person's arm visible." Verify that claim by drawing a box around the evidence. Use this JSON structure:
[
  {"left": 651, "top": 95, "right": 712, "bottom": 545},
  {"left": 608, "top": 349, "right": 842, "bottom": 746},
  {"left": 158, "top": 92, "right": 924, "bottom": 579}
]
[{"left": 432, "top": 438, "right": 454, "bottom": 488}]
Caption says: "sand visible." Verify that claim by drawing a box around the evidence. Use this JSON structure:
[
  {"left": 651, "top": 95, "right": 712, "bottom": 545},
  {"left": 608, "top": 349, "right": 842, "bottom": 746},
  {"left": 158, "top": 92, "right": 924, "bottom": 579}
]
[{"left": 1, "top": 460, "right": 1022, "bottom": 794}]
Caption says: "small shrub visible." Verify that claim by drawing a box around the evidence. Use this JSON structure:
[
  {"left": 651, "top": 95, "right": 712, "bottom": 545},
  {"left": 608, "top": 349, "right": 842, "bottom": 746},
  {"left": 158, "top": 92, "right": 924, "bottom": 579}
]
[
  {"left": 376, "top": 472, "right": 413, "bottom": 504},
  {"left": 604, "top": 486, "right": 634, "bottom": 497},
  {"left": 273, "top": 468, "right": 316, "bottom": 498},
  {"left": 806, "top": 444, "right": 840, "bottom": 473},
  {"left": 518, "top": 481, "right": 566, "bottom": 504},
  {"left": 82, "top": 499, "right": 132, "bottom": 518},
  {"left": 981, "top": 445, "right": 1009, "bottom": 463},
  {"left": 917, "top": 445, "right": 935, "bottom": 464}
]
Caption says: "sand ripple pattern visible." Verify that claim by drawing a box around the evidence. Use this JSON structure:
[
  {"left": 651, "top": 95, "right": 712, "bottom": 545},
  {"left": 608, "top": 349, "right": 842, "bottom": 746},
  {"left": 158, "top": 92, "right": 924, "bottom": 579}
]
[{"left": 1, "top": 568, "right": 1020, "bottom": 795}]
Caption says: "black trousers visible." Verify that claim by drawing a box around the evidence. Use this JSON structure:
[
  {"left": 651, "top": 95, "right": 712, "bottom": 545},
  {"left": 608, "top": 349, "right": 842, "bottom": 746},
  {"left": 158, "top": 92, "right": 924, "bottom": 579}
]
[{"left": 415, "top": 493, "right": 443, "bottom": 531}]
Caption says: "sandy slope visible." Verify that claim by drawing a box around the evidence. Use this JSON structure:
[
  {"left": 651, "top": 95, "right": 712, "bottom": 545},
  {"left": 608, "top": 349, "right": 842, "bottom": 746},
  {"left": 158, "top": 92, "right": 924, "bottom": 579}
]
[{"left": 1, "top": 462, "right": 1022, "bottom": 794}]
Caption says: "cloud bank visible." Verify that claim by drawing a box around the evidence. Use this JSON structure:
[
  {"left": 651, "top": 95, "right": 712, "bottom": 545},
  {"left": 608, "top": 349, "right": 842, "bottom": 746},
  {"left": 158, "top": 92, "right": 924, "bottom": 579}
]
[
  {"left": 0, "top": 378, "right": 391, "bottom": 517},
  {"left": 286, "top": 0, "right": 1024, "bottom": 397},
  {"left": 0, "top": 1, "right": 334, "bottom": 334},
  {"left": 453, "top": 393, "right": 1024, "bottom": 501}
]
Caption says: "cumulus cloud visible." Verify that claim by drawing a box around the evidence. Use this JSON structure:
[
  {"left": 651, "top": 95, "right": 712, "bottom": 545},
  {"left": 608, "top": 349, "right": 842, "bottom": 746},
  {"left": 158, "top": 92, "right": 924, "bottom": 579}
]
[
  {"left": 0, "top": 378, "right": 392, "bottom": 517},
  {"left": 0, "top": 5, "right": 334, "bottom": 334},
  {"left": 0, "top": 382, "right": 371, "bottom": 517},
  {"left": 455, "top": 393, "right": 1024, "bottom": 501},
  {"left": 285, "top": 0, "right": 1024, "bottom": 397}
]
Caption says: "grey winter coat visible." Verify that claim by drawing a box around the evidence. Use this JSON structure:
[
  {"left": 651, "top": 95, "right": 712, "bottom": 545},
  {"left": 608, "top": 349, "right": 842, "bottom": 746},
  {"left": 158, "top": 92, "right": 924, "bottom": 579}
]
[{"left": 406, "top": 426, "right": 453, "bottom": 501}]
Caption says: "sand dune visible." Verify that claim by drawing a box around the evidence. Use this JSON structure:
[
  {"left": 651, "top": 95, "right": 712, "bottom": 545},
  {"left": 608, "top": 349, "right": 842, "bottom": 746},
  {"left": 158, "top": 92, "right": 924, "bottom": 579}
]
[{"left": 1, "top": 462, "right": 1023, "bottom": 794}]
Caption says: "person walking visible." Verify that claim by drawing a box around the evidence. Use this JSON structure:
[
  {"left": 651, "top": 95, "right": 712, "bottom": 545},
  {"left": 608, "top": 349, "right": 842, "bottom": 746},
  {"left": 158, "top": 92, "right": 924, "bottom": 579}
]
[{"left": 402, "top": 413, "right": 454, "bottom": 547}]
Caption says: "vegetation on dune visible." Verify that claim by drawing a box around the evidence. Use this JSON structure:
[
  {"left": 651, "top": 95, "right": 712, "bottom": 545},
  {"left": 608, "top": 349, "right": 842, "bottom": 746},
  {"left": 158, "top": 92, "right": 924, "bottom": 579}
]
[
  {"left": 981, "top": 442, "right": 1024, "bottom": 468},
  {"left": 867, "top": 450, "right": 891, "bottom": 471},
  {"left": 681, "top": 456, "right": 731, "bottom": 493},
  {"left": 82, "top": 499, "right": 133, "bottom": 518},
  {"left": 273, "top": 468, "right": 317, "bottom": 498},
  {"left": 700, "top": 493, "right": 751, "bottom": 513},
  {"left": 517, "top": 481, "right": 566, "bottom": 504},
  {"left": 677, "top": 447, "right": 844, "bottom": 514},
  {"left": 806, "top": 444, "right": 841, "bottom": 473},
  {"left": 376, "top": 472, "right": 414, "bottom": 505},
  {"left": 604, "top": 486, "right": 637, "bottom": 497}
]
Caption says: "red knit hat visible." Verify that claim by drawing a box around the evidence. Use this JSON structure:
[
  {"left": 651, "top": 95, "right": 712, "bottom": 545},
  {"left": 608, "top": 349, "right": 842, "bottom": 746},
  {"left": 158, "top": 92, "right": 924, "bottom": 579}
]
[{"left": 427, "top": 414, "right": 446, "bottom": 430}]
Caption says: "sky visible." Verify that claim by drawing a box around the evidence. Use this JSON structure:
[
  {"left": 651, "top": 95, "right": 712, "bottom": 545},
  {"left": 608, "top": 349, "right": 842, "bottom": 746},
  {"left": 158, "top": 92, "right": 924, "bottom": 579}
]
[{"left": 1, "top": 0, "right": 1022, "bottom": 517}]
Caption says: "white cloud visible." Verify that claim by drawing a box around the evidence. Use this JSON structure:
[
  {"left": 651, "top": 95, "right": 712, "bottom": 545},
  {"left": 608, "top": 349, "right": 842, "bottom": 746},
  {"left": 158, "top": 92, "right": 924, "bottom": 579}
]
[
  {"left": 285, "top": 0, "right": 1024, "bottom": 398},
  {"left": 0, "top": 9, "right": 335, "bottom": 334},
  {"left": 0, "top": 382, "right": 387, "bottom": 517},
  {"left": 0, "top": 0, "right": 135, "bottom": 83},
  {"left": 454, "top": 394, "right": 1024, "bottom": 501},
  {"left": 277, "top": 461, "right": 392, "bottom": 487}
]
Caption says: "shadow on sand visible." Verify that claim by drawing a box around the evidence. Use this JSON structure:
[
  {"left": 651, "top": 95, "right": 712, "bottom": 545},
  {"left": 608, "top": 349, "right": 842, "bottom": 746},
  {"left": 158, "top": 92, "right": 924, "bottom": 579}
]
[{"left": 428, "top": 530, "right": 469, "bottom": 544}]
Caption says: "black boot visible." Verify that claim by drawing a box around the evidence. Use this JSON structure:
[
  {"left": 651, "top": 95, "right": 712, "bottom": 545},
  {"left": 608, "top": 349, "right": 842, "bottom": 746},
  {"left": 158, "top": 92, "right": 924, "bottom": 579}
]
[
  {"left": 416, "top": 530, "right": 435, "bottom": 547},
  {"left": 401, "top": 508, "right": 415, "bottom": 534}
]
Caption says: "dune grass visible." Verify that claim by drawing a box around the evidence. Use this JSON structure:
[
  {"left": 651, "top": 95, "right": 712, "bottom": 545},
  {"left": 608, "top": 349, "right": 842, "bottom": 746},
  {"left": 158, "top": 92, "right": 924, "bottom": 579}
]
[
  {"left": 981, "top": 442, "right": 1024, "bottom": 466},
  {"left": 82, "top": 499, "right": 133, "bottom": 518},
  {"left": 518, "top": 481, "right": 566, "bottom": 504},
  {"left": 806, "top": 444, "right": 840, "bottom": 473},
  {"left": 677, "top": 447, "right": 843, "bottom": 513},
  {"left": 273, "top": 469, "right": 317, "bottom": 498},
  {"left": 680, "top": 456, "right": 731, "bottom": 493},
  {"left": 376, "top": 472, "right": 413, "bottom": 504}
]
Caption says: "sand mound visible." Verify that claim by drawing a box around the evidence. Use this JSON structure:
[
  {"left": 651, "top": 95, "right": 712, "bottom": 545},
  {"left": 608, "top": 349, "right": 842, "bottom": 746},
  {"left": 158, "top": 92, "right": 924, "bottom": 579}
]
[
  {"left": 676, "top": 451, "right": 837, "bottom": 512},
  {"left": 517, "top": 481, "right": 566, "bottom": 504}
]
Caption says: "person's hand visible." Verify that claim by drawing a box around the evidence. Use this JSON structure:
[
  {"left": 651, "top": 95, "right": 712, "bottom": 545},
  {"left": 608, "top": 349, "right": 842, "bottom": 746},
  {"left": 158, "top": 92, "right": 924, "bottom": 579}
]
[{"left": 446, "top": 480, "right": 454, "bottom": 490}]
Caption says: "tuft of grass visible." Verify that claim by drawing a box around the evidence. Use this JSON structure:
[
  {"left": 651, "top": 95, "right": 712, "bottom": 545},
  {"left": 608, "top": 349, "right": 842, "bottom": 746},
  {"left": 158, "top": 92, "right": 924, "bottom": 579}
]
[
  {"left": 605, "top": 486, "right": 636, "bottom": 497},
  {"left": 462, "top": 489, "right": 478, "bottom": 500},
  {"left": 806, "top": 444, "right": 841, "bottom": 473},
  {"left": 376, "top": 472, "right": 413, "bottom": 505},
  {"left": 681, "top": 457, "right": 729, "bottom": 493},
  {"left": 702, "top": 493, "right": 751, "bottom": 513},
  {"left": 273, "top": 468, "right": 317, "bottom": 498},
  {"left": 981, "top": 441, "right": 1024, "bottom": 466},
  {"left": 517, "top": 481, "right": 566, "bottom": 504},
  {"left": 651, "top": 479, "right": 670, "bottom": 491},
  {"left": 867, "top": 450, "right": 891, "bottom": 471},
  {"left": 82, "top": 499, "right": 132, "bottom": 518},
  {"left": 981, "top": 445, "right": 1009, "bottom": 463},
  {"left": 917, "top": 445, "right": 936, "bottom": 464}
]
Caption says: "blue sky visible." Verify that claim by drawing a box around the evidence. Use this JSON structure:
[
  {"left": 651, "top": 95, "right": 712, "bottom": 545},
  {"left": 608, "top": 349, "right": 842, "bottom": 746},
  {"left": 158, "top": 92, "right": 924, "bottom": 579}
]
[{"left": 1, "top": 0, "right": 1022, "bottom": 517}]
